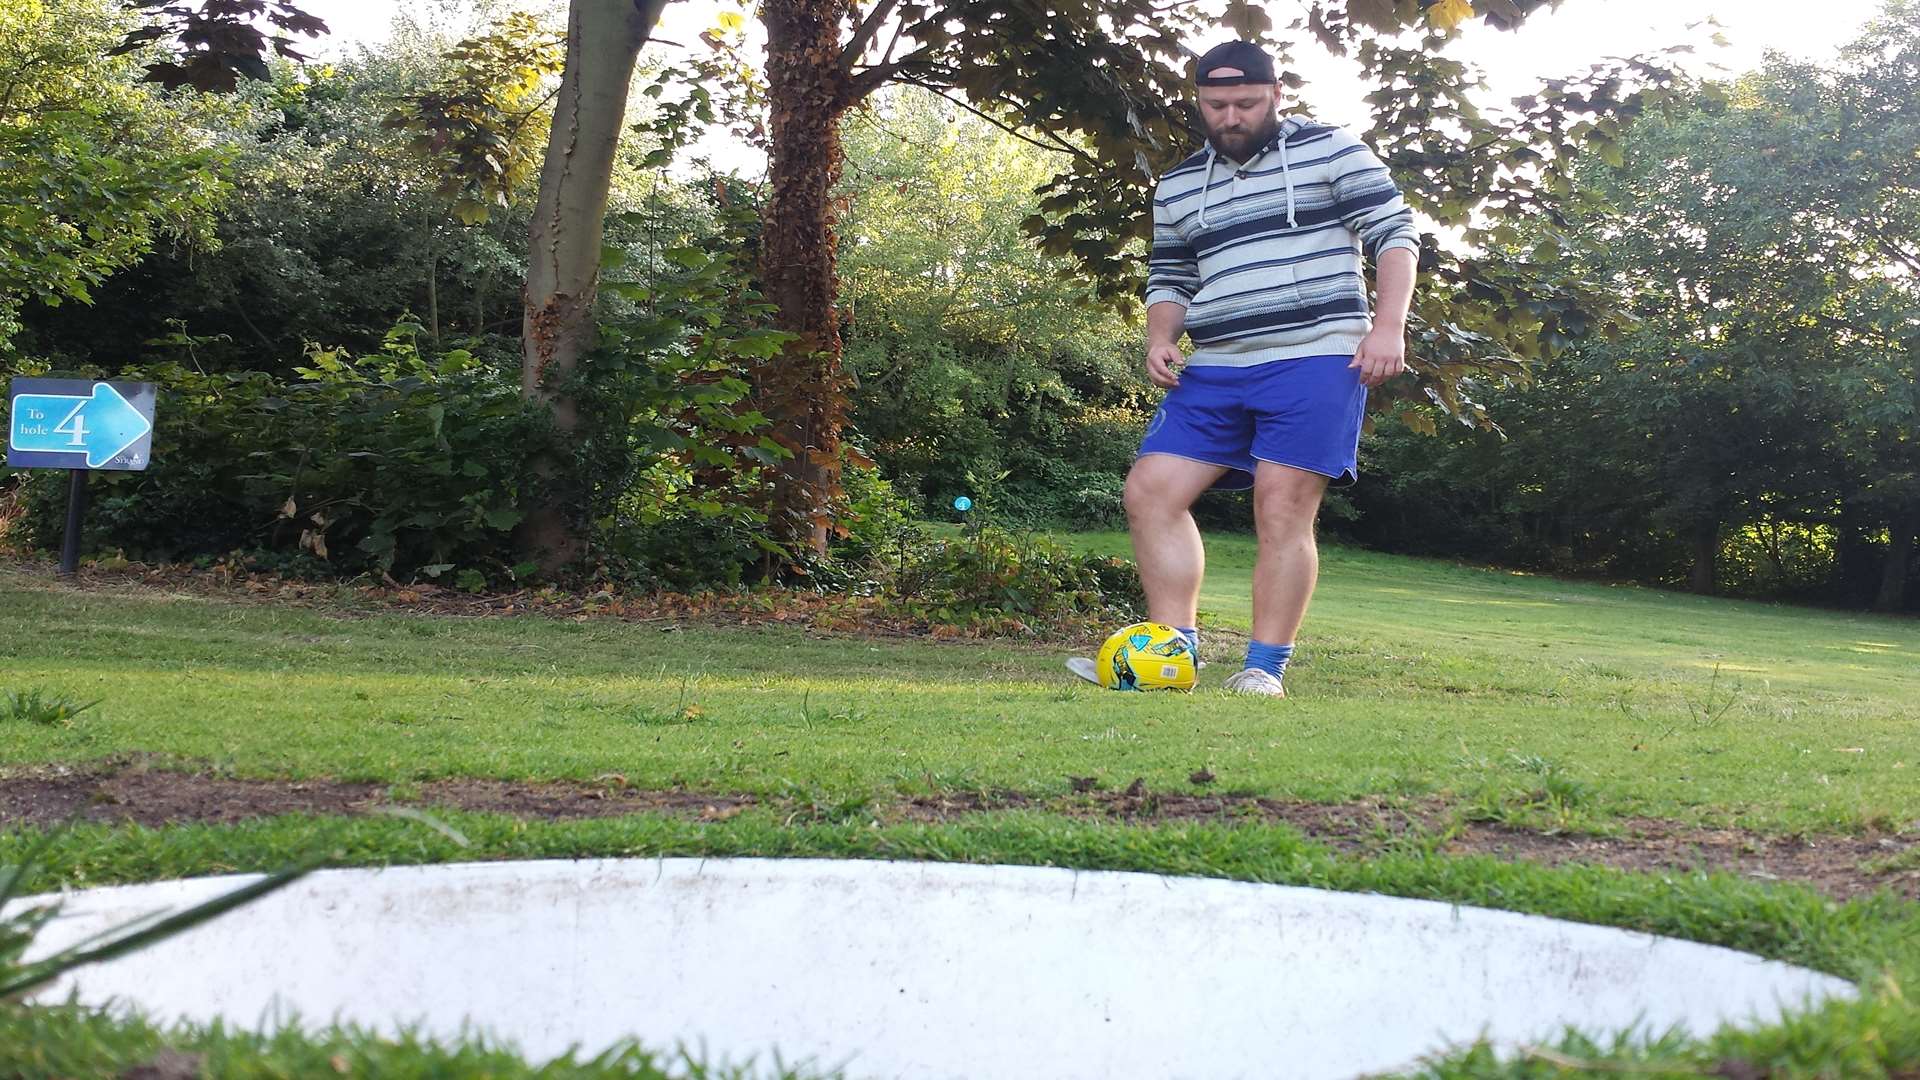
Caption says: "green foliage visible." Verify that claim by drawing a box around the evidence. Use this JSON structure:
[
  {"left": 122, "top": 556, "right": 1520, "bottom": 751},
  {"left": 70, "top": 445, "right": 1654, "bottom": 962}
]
[
  {"left": 0, "top": 0, "right": 230, "bottom": 353},
  {"left": 1351, "top": 10, "right": 1920, "bottom": 610},
  {"left": 832, "top": 461, "right": 917, "bottom": 566},
  {"left": 381, "top": 12, "right": 565, "bottom": 226},
  {"left": 20, "top": 323, "right": 548, "bottom": 579},
  {"left": 580, "top": 214, "right": 795, "bottom": 588},
  {"left": 880, "top": 525, "right": 1145, "bottom": 628},
  {"left": 16, "top": 36, "right": 531, "bottom": 373},
  {"left": 19, "top": 21, "right": 729, "bottom": 377},
  {"left": 839, "top": 90, "right": 1153, "bottom": 528},
  {"left": 1, "top": 691, "right": 98, "bottom": 729}
]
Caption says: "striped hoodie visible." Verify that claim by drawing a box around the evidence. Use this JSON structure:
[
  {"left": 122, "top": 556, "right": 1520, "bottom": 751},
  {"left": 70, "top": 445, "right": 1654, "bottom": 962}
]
[{"left": 1145, "top": 116, "right": 1420, "bottom": 367}]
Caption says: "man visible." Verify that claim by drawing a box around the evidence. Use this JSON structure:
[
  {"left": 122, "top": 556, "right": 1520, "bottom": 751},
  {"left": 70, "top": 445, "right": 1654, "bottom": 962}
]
[{"left": 1069, "top": 40, "right": 1419, "bottom": 697}]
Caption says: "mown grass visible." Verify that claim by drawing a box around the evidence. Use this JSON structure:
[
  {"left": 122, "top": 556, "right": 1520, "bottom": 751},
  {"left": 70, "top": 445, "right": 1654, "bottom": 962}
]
[{"left": 4, "top": 536, "right": 1916, "bottom": 832}]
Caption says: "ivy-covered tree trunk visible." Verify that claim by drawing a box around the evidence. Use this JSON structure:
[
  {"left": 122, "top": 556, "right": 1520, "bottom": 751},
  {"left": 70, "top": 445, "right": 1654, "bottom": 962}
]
[
  {"left": 517, "top": 0, "right": 668, "bottom": 571},
  {"left": 757, "top": 0, "right": 854, "bottom": 556}
]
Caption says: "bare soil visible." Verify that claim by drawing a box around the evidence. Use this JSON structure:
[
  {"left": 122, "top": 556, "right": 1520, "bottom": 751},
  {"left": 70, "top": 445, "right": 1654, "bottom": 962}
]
[{"left": 2, "top": 760, "right": 1914, "bottom": 900}]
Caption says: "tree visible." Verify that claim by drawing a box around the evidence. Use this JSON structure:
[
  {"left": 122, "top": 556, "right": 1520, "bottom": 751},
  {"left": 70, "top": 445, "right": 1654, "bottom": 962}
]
[
  {"left": 20, "top": 44, "right": 542, "bottom": 372},
  {"left": 838, "top": 87, "right": 1149, "bottom": 518},
  {"left": 1347, "top": 5, "right": 1920, "bottom": 612},
  {"left": 512, "top": 0, "right": 676, "bottom": 567},
  {"left": 1562, "top": 6, "right": 1920, "bottom": 608},
  {"left": 0, "top": 0, "right": 229, "bottom": 358}
]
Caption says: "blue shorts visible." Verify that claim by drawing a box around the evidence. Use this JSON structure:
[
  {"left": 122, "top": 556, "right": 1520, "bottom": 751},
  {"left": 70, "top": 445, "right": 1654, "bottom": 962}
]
[{"left": 1137, "top": 354, "right": 1365, "bottom": 490}]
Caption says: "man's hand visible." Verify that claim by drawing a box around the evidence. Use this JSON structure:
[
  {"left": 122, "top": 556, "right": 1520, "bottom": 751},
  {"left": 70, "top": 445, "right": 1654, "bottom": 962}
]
[
  {"left": 1350, "top": 322, "right": 1406, "bottom": 388},
  {"left": 1147, "top": 342, "right": 1186, "bottom": 389}
]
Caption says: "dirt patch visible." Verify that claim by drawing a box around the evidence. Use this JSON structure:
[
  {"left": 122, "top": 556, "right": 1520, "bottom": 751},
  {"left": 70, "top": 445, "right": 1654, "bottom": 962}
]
[
  {"left": 860, "top": 784, "right": 1920, "bottom": 899},
  {"left": 0, "top": 556, "right": 1100, "bottom": 643},
  {"left": 1453, "top": 818, "right": 1919, "bottom": 902},
  {"left": 1, "top": 762, "right": 1914, "bottom": 900},
  {"left": 0, "top": 761, "right": 754, "bottom": 830},
  {"left": 899, "top": 787, "right": 1451, "bottom": 856}
]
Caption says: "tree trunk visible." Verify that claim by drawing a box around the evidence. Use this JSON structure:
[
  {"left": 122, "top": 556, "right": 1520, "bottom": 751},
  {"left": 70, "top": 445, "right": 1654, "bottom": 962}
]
[
  {"left": 758, "top": 0, "right": 853, "bottom": 556},
  {"left": 426, "top": 254, "right": 441, "bottom": 349},
  {"left": 1834, "top": 498, "right": 1878, "bottom": 607},
  {"left": 1688, "top": 523, "right": 1718, "bottom": 595},
  {"left": 473, "top": 268, "right": 490, "bottom": 337},
  {"left": 1874, "top": 514, "right": 1915, "bottom": 613},
  {"left": 516, "top": 0, "right": 667, "bottom": 573}
]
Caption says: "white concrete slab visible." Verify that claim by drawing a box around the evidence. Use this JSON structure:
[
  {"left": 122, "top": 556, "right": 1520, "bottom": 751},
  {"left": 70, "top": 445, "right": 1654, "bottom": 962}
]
[{"left": 13, "top": 858, "right": 1852, "bottom": 1078}]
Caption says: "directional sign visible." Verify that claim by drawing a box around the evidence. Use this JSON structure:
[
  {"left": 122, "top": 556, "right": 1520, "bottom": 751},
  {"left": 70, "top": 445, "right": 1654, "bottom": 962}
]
[{"left": 7, "top": 378, "right": 156, "bottom": 471}]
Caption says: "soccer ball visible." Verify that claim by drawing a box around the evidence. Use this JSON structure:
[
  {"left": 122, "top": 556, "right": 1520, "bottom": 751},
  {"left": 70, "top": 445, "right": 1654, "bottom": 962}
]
[{"left": 1095, "top": 621, "right": 1197, "bottom": 692}]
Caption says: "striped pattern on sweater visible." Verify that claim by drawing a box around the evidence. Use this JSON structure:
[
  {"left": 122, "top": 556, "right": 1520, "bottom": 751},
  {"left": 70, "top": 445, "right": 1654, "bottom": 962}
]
[{"left": 1145, "top": 116, "right": 1419, "bottom": 367}]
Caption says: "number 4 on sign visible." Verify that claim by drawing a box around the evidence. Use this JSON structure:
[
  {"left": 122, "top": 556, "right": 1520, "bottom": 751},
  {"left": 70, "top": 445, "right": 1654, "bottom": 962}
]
[{"left": 53, "top": 402, "right": 88, "bottom": 447}]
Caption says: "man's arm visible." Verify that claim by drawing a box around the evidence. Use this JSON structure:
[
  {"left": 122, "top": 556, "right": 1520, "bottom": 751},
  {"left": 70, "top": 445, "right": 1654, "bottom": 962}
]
[
  {"left": 1353, "top": 247, "right": 1415, "bottom": 388},
  {"left": 1146, "top": 300, "right": 1188, "bottom": 389},
  {"left": 1143, "top": 179, "right": 1197, "bottom": 389},
  {"left": 1326, "top": 129, "right": 1421, "bottom": 389}
]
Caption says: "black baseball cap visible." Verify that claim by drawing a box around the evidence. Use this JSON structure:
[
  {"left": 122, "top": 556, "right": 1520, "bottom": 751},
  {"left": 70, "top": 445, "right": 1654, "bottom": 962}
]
[{"left": 1195, "top": 40, "right": 1276, "bottom": 86}]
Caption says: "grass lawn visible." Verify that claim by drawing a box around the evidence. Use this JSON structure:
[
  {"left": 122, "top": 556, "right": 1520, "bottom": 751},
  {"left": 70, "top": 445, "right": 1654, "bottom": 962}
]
[
  {"left": 3, "top": 533, "right": 1919, "bottom": 1076},
  {"left": 4, "top": 534, "right": 1916, "bottom": 831}
]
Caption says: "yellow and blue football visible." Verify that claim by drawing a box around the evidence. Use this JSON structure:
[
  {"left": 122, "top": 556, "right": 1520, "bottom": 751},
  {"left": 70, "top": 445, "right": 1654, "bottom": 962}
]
[{"left": 1095, "top": 621, "right": 1197, "bottom": 692}]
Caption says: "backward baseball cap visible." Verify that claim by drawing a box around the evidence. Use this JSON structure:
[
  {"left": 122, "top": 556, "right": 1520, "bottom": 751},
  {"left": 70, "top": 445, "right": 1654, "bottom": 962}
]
[{"left": 1194, "top": 40, "right": 1276, "bottom": 85}]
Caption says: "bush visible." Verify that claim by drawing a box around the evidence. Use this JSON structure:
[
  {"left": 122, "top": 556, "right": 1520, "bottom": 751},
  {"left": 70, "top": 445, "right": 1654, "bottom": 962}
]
[
  {"left": 832, "top": 460, "right": 918, "bottom": 565},
  {"left": 880, "top": 525, "right": 1144, "bottom": 628},
  {"left": 17, "top": 231, "right": 799, "bottom": 592},
  {"left": 18, "top": 324, "right": 548, "bottom": 580}
]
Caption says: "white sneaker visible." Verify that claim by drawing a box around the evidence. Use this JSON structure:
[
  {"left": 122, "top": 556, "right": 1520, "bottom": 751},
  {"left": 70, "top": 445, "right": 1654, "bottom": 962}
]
[{"left": 1222, "top": 668, "right": 1287, "bottom": 697}]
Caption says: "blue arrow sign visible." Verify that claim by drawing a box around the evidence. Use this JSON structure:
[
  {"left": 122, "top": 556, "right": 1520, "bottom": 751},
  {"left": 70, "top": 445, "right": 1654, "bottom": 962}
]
[{"left": 8, "top": 379, "right": 156, "bottom": 471}]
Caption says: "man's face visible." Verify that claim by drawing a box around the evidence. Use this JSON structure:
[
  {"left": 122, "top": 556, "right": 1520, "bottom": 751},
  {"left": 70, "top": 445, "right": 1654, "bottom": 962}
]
[{"left": 1197, "top": 80, "right": 1279, "bottom": 162}]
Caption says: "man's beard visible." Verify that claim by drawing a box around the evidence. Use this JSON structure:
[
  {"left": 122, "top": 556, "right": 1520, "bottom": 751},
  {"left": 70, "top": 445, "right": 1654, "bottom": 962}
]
[{"left": 1205, "top": 114, "right": 1280, "bottom": 163}]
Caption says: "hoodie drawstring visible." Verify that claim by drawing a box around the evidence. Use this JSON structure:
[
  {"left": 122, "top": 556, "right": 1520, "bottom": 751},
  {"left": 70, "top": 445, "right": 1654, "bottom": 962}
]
[
  {"left": 1197, "top": 146, "right": 1220, "bottom": 227},
  {"left": 1196, "top": 124, "right": 1297, "bottom": 229},
  {"left": 1279, "top": 133, "right": 1297, "bottom": 228}
]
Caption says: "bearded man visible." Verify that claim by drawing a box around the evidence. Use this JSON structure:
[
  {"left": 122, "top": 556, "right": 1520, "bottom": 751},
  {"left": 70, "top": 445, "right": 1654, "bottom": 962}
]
[{"left": 1069, "top": 40, "right": 1420, "bottom": 697}]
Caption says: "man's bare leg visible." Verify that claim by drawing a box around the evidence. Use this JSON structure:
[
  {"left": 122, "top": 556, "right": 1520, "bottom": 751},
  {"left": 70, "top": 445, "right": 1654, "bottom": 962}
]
[
  {"left": 1250, "top": 460, "right": 1329, "bottom": 645},
  {"left": 1124, "top": 454, "right": 1229, "bottom": 627}
]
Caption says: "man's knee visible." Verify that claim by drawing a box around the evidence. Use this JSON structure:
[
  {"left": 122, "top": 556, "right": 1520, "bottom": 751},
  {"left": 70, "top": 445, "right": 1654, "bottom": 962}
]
[
  {"left": 1124, "top": 463, "right": 1192, "bottom": 523},
  {"left": 1123, "top": 469, "right": 1169, "bottom": 523},
  {"left": 1253, "top": 471, "right": 1325, "bottom": 535}
]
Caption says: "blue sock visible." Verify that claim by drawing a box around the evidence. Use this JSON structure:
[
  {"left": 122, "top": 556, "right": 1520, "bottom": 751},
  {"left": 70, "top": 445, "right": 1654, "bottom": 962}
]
[
  {"left": 1245, "top": 640, "right": 1294, "bottom": 679},
  {"left": 1177, "top": 626, "right": 1199, "bottom": 655}
]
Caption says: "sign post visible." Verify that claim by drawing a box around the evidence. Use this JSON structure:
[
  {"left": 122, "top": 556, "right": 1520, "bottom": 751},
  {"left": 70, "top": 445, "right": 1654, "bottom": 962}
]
[{"left": 6, "top": 378, "right": 156, "bottom": 575}]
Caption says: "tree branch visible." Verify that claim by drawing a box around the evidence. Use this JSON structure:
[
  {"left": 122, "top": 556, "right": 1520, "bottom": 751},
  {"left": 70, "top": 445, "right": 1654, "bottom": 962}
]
[
  {"left": 846, "top": 42, "right": 942, "bottom": 100},
  {"left": 891, "top": 74, "right": 1100, "bottom": 167},
  {"left": 839, "top": 0, "right": 901, "bottom": 73},
  {"left": 505, "top": 84, "right": 567, "bottom": 147},
  {"left": 1863, "top": 220, "right": 1920, "bottom": 275}
]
